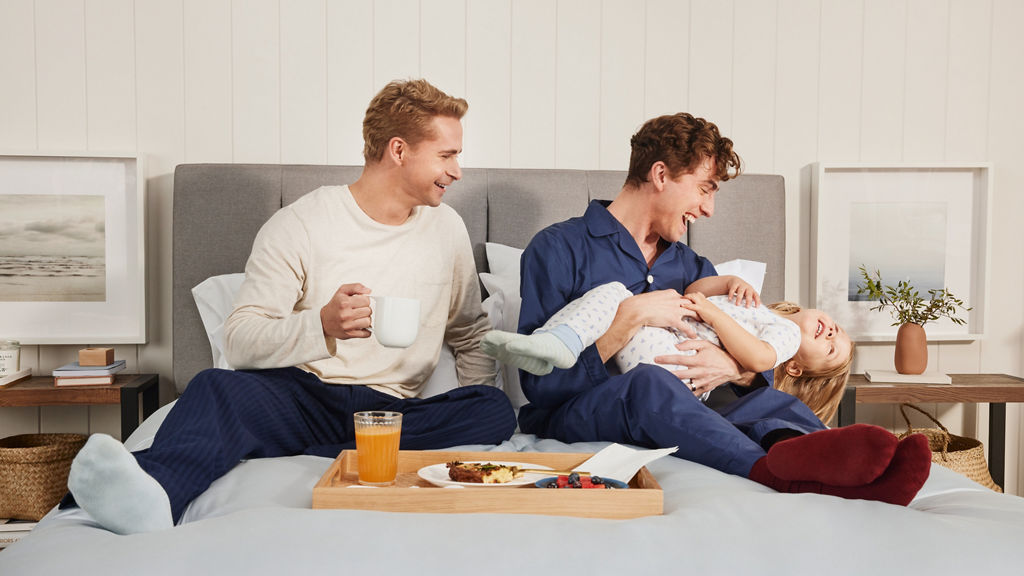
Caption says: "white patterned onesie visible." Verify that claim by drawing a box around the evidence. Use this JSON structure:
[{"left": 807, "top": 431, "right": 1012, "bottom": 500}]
[{"left": 537, "top": 282, "right": 801, "bottom": 384}]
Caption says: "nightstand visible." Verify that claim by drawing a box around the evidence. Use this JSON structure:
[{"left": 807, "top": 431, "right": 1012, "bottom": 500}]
[
  {"left": 837, "top": 373, "right": 1024, "bottom": 489},
  {"left": 0, "top": 373, "right": 159, "bottom": 440}
]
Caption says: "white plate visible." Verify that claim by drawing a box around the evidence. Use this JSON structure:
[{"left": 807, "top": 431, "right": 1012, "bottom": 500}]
[{"left": 417, "top": 461, "right": 553, "bottom": 488}]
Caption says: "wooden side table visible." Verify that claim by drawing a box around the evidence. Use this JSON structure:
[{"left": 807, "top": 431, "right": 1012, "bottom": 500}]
[
  {"left": 837, "top": 373, "right": 1024, "bottom": 489},
  {"left": 0, "top": 373, "right": 159, "bottom": 440}
]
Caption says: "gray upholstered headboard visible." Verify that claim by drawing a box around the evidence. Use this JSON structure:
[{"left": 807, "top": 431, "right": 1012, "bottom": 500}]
[{"left": 172, "top": 164, "right": 785, "bottom": 393}]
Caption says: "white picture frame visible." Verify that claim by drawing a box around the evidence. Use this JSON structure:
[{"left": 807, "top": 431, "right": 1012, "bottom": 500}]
[
  {"left": 810, "top": 162, "right": 991, "bottom": 342},
  {"left": 0, "top": 153, "right": 146, "bottom": 344}
]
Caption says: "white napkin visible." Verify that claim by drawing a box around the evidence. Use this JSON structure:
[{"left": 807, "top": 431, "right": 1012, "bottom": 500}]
[{"left": 576, "top": 444, "right": 678, "bottom": 483}]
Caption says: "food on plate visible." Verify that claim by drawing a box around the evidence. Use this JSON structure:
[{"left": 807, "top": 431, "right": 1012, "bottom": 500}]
[
  {"left": 545, "top": 473, "right": 610, "bottom": 489},
  {"left": 446, "top": 461, "right": 524, "bottom": 484}
]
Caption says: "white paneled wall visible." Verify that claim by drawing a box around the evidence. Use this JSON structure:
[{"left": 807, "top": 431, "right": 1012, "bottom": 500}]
[
  {"left": 510, "top": 0, "right": 556, "bottom": 168},
  {"left": 1, "top": 0, "right": 1022, "bottom": 494}
]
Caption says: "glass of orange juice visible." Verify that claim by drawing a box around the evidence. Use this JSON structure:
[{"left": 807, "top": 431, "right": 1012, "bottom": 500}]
[{"left": 353, "top": 411, "right": 403, "bottom": 486}]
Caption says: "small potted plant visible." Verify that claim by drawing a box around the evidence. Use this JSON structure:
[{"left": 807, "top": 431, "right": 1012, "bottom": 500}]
[{"left": 857, "top": 265, "right": 971, "bottom": 374}]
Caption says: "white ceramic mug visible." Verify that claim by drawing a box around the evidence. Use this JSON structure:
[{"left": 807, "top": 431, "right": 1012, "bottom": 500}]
[{"left": 370, "top": 296, "right": 420, "bottom": 348}]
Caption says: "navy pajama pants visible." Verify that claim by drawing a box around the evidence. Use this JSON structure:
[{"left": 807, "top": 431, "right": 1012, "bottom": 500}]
[
  {"left": 522, "top": 364, "right": 824, "bottom": 478},
  {"left": 69, "top": 367, "right": 517, "bottom": 522}
]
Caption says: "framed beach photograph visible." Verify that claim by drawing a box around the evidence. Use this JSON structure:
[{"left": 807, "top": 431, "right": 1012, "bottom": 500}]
[
  {"left": 810, "top": 163, "right": 991, "bottom": 342},
  {"left": 0, "top": 154, "right": 145, "bottom": 344}
]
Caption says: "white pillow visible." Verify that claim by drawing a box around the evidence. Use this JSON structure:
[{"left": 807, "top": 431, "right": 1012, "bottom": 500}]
[
  {"left": 191, "top": 273, "right": 246, "bottom": 370},
  {"left": 485, "top": 241, "right": 523, "bottom": 278},
  {"left": 420, "top": 343, "right": 459, "bottom": 397},
  {"left": 190, "top": 273, "right": 460, "bottom": 395},
  {"left": 714, "top": 259, "right": 767, "bottom": 295},
  {"left": 482, "top": 243, "right": 527, "bottom": 408}
]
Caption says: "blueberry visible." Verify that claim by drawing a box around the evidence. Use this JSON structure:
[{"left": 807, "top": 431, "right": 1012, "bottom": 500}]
[
  {"left": 546, "top": 481, "right": 558, "bottom": 489},
  {"left": 568, "top": 472, "right": 580, "bottom": 483},
  {"left": 591, "top": 476, "right": 604, "bottom": 485}
]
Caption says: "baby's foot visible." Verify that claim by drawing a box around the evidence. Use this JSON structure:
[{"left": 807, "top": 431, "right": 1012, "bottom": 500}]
[
  {"left": 506, "top": 332, "right": 578, "bottom": 370},
  {"left": 68, "top": 433, "right": 173, "bottom": 535},
  {"left": 481, "top": 331, "right": 554, "bottom": 375}
]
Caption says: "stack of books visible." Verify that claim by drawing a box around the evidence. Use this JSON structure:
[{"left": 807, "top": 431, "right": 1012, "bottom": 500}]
[{"left": 52, "top": 359, "right": 126, "bottom": 386}]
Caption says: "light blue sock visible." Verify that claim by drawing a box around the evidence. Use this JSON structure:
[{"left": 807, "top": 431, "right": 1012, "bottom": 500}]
[
  {"left": 482, "top": 330, "right": 555, "bottom": 375},
  {"left": 506, "top": 330, "right": 579, "bottom": 370},
  {"left": 68, "top": 433, "right": 173, "bottom": 535}
]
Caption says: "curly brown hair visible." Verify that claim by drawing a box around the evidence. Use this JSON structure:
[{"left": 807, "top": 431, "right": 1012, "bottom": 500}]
[
  {"left": 767, "top": 301, "right": 854, "bottom": 426},
  {"left": 624, "top": 113, "right": 742, "bottom": 187},
  {"left": 362, "top": 79, "right": 468, "bottom": 163}
]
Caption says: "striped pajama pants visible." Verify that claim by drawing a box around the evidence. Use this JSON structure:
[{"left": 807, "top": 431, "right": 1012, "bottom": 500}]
[{"left": 106, "top": 367, "right": 515, "bottom": 522}]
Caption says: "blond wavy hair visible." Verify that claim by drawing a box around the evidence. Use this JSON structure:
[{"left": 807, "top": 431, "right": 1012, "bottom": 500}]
[
  {"left": 362, "top": 79, "right": 468, "bottom": 163},
  {"left": 767, "top": 301, "right": 854, "bottom": 426}
]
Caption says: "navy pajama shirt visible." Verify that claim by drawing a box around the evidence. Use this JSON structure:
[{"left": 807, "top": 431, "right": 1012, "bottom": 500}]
[{"left": 515, "top": 200, "right": 824, "bottom": 478}]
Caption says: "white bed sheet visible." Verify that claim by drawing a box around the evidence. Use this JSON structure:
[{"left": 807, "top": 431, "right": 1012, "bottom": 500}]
[{"left": 2, "top": 411, "right": 1023, "bottom": 576}]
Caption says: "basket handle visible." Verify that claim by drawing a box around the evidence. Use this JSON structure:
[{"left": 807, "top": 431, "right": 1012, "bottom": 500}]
[{"left": 899, "top": 403, "right": 951, "bottom": 455}]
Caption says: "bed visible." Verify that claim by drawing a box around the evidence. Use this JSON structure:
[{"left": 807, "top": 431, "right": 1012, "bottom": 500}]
[{"left": 2, "top": 164, "right": 1023, "bottom": 575}]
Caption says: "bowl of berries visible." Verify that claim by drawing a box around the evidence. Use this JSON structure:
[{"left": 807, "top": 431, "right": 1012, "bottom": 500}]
[{"left": 535, "top": 472, "right": 628, "bottom": 490}]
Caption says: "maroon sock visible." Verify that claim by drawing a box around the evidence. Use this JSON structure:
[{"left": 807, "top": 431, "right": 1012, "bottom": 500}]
[
  {"left": 765, "top": 423, "right": 898, "bottom": 486},
  {"left": 750, "top": 434, "right": 931, "bottom": 507}
]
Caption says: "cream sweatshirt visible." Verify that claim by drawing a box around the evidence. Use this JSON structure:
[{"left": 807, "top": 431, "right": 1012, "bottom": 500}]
[{"left": 223, "top": 185, "right": 495, "bottom": 398}]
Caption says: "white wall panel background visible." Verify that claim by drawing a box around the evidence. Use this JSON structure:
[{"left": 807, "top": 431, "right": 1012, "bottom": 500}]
[
  {"left": 420, "top": 0, "right": 466, "bottom": 108},
  {"left": 374, "top": 0, "right": 419, "bottom": 85},
  {"left": 85, "top": 0, "right": 135, "bottom": 153},
  {"left": 510, "top": 0, "right": 556, "bottom": 168},
  {"left": 598, "top": 0, "right": 644, "bottom": 171},
  {"left": 818, "top": 0, "right": 862, "bottom": 162},
  {"left": 0, "top": 0, "right": 37, "bottom": 150},
  {"left": 1, "top": 0, "right": 1022, "bottom": 494},
  {"left": 325, "top": 0, "right": 373, "bottom": 165},
  {"left": 184, "top": 0, "right": 232, "bottom": 163},
  {"left": 860, "top": 0, "right": 905, "bottom": 163},
  {"left": 643, "top": 0, "right": 688, "bottom": 120},
  {"left": 465, "top": 0, "right": 510, "bottom": 169},
  {"left": 233, "top": 0, "right": 280, "bottom": 163},
  {"left": 902, "top": 0, "right": 947, "bottom": 163},
  {"left": 732, "top": 0, "right": 777, "bottom": 175},
  {"left": 688, "top": 0, "right": 733, "bottom": 137},
  {"left": 946, "top": 0, "right": 991, "bottom": 163},
  {"left": 35, "top": 0, "right": 87, "bottom": 151},
  {"left": 281, "top": 0, "right": 328, "bottom": 165},
  {"left": 554, "top": 0, "right": 600, "bottom": 169}
]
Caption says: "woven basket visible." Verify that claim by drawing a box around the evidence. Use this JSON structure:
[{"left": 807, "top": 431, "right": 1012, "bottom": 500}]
[
  {"left": 898, "top": 404, "right": 1002, "bottom": 493},
  {"left": 0, "top": 433, "right": 87, "bottom": 521}
]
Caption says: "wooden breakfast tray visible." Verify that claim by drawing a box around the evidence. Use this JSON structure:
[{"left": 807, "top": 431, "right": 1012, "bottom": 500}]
[{"left": 312, "top": 450, "right": 663, "bottom": 519}]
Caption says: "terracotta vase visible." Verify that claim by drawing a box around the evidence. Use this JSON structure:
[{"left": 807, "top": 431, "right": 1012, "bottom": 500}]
[{"left": 894, "top": 322, "right": 928, "bottom": 374}]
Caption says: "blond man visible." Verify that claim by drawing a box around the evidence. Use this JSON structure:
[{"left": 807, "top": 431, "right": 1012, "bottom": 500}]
[{"left": 64, "top": 80, "right": 516, "bottom": 535}]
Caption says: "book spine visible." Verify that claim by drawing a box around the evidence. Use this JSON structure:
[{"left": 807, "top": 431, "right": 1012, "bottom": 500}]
[{"left": 54, "top": 376, "right": 116, "bottom": 386}]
